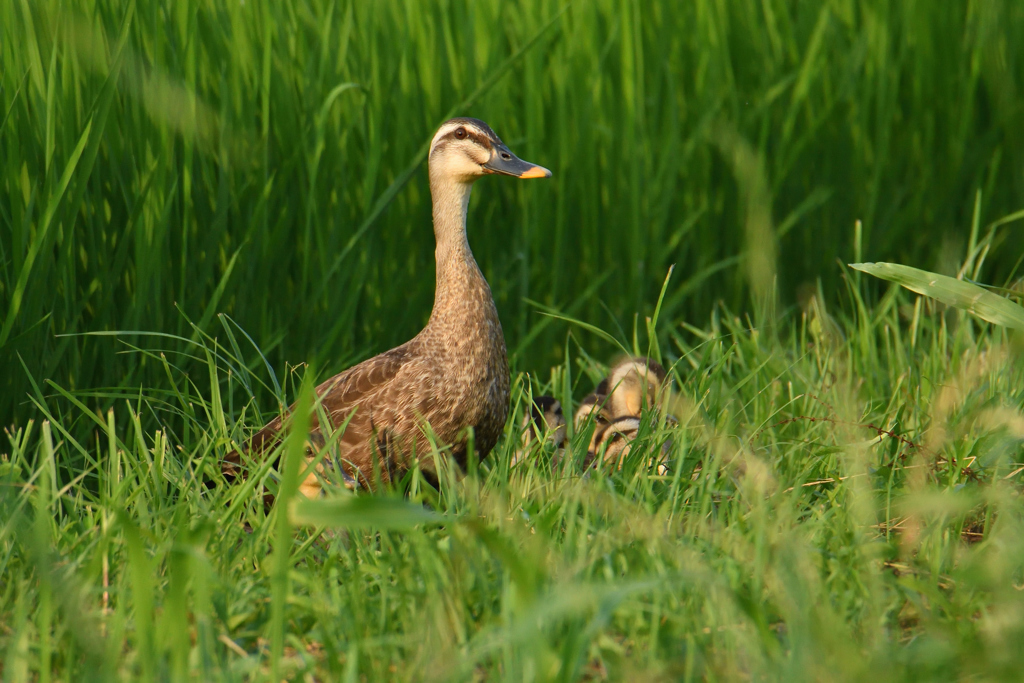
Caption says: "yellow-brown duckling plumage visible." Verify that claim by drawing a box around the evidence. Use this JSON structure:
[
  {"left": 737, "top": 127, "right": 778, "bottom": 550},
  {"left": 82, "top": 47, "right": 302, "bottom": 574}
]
[
  {"left": 594, "top": 415, "right": 642, "bottom": 469},
  {"left": 583, "top": 357, "right": 672, "bottom": 473},
  {"left": 604, "top": 357, "right": 668, "bottom": 419},
  {"left": 573, "top": 391, "right": 611, "bottom": 459},
  {"left": 223, "top": 117, "right": 551, "bottom": 498}
]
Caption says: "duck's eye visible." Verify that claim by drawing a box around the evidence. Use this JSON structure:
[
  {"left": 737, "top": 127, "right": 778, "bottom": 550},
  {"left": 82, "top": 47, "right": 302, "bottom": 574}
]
[{"left": 454, "top": 127, "right": 467, "bottom": 139}]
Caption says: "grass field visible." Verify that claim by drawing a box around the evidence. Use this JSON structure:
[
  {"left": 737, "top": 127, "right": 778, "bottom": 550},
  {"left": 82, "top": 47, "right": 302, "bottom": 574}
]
[{"left": 3, "top": 0, "right": 1024, "bottom": 680}]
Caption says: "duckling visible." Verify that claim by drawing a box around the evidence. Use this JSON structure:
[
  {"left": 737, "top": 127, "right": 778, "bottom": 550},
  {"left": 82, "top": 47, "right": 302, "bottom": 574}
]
[
  {"left": 223, "top": 118, "right": 551, "bottom": 499},
  {"left": 591, "top": 357, "right": 674, "bottom": 474},
  {"left": 524, "top": 395, "right": 568, "bottom": 447},
  {"left": 574, "top": 391, "right": 611, "bottom": 462},
  {"left": 573, "top": 391, "right": 608, "bottom": 426},
  {"left": 511, "top": 395, "right": 567, "bottom": 468},
  {"left": 604, "top": 357, "right": 667, "bottom": 419},
  {"left": 297, "top": 432, "right": 360, "bottom": 499},
  {"left": 591, "top": 415, "right": 672, "bottom": 475},
  {"left": 594, "top": 415, "right": 641, "bottom": 469}
]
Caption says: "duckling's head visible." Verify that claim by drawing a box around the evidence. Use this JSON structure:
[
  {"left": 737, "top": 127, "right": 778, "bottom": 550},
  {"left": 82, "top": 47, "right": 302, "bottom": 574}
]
[
  {"left": 573, "top": 392, "right": 611, "bottom": 455},
  {"left": 586, "top": 415, "right": 640, "bottom": 468},
  {"left": 606, "top": 357, "right": 667, "bottom": 418},
  {"left": 429, "top": 117, "right": 551, "bottom": 184},
  {"left": 522, "top": 395, "right": 567, "bottom": 447},
  {"left": 573, "top": 392, "right": 608, "bottom": 428}
]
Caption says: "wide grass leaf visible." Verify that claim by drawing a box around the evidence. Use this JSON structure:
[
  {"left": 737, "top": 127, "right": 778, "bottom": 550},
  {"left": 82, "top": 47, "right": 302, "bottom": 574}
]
[
  {"left": 850, "top": 262, "right": 1024, "bottom": 330},
  {"left": 290, "top": 495, "right": 447, "bottom": 529}
]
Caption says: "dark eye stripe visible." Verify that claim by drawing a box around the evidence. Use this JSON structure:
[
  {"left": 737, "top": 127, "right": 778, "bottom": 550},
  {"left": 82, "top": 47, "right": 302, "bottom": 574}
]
[
  {"left": 466, "top": 131, "right": 492, "bottom": 149},
  {"left": 438, "top": 128, "right": 492, "bottom": 149},
  {"left": 430, "top": 126, "right": 497, "bottom": 157}
]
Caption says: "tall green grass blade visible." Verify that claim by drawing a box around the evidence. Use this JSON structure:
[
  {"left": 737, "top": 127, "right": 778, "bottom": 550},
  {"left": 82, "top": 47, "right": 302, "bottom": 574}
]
[
  {"left": 194, "top": 243, "right": 244, "bottom": 338},
  {"left": 0, "top": 67, "right": 31, "bottom": 135},
  {"left": 121, "top": 516, "right": 155, "bottom": 680},
  {"left": 34, "top": 422, "right": 54, "bottom": 683},
  {"left": 0, "top": 119, "right": 92, "bottom": 347},
  {"left": 268, "top": 373, "right": 314, "bottom": 680}
]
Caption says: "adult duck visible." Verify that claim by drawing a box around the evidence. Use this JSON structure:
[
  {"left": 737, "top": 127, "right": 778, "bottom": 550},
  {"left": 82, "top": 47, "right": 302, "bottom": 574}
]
[{"left": 224, "top": 117, "right": 551, "bottom": 495}]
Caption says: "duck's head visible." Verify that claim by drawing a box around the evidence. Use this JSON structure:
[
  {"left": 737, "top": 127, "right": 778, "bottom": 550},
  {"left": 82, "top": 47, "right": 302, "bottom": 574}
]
[{"left": 429, "top": 117, "right": 551, "bottom": 183}]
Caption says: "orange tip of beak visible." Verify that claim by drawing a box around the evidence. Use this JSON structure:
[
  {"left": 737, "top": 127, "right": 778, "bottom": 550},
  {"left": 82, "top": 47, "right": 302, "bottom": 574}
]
[{"left": 519, "top": 165, "right": 552, "bottom": 179}]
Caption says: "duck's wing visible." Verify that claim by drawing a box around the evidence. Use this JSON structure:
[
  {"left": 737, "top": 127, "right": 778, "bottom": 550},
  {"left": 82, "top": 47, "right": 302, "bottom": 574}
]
[
  {"left": 222, "top": 343, "right": 418, "bottom": 484},
  {"left": 317, "top": 344, "right": 423, "bottom": 483}
]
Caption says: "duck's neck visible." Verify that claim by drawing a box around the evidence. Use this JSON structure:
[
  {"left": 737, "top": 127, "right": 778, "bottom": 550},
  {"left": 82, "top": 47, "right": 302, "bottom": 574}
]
[{"left": 429, "top": 173, "right": 486, "bottom": 319}]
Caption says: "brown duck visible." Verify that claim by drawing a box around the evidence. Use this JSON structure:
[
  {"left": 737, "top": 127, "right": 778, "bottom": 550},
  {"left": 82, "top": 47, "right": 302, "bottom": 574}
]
[{"left": 223, "top": 118, "right": 551, "bottom": 496}]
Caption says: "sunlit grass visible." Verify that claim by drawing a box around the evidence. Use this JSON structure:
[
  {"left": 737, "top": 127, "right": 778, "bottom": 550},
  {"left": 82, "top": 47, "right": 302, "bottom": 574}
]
[
  {"left": 3, "top": 278, "right": 1024, "bottom": 680},
  {"left": 3, "top": 0, "right": 1024, "bottom": 680}
]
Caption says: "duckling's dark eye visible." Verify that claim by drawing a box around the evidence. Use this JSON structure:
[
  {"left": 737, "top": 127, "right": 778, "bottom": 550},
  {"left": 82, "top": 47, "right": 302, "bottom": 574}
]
[{"left": 454, "top": 127, "right": 467, "bottom": 139}]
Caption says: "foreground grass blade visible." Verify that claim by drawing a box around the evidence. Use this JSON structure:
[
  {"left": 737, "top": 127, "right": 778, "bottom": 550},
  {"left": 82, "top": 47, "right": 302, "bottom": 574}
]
[
  {"left": 850, "top": 262, "right": 1024, "bottom": 330},
  {"left": 269, "top": 375, "right": 315, "bottom": 680},
  {"left": 290, "top": 495, "right": 447, "bottom": 529}
]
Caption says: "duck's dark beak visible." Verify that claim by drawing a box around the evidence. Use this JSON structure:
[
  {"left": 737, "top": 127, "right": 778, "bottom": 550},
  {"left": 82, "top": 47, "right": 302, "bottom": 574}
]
[{"left": 483, "top": 144, "right": 552, "bottom": 178}]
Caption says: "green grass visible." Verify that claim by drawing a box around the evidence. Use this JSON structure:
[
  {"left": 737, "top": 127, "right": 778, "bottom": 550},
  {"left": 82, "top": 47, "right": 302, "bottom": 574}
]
[
  {"left": 3, "top": 283, "right": 1024, "bottom": 681},
  {"left": 3, "top": 0, "right": 1024, "bottom": 680}
]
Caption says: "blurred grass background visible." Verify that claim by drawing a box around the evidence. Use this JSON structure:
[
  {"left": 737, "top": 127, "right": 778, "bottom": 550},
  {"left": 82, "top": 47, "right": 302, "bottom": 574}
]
[{"left": 3, "top": 0, "right": 1023, "bottom": 425}]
